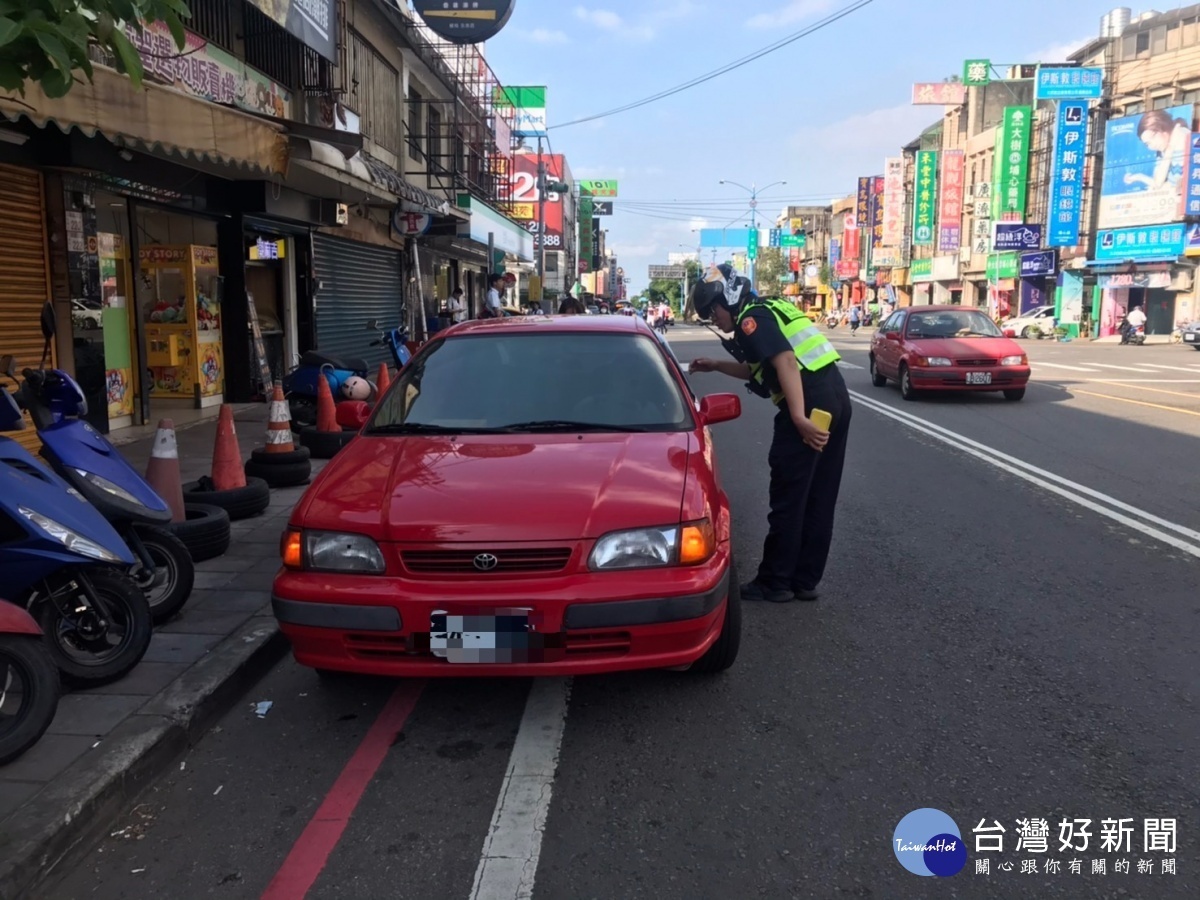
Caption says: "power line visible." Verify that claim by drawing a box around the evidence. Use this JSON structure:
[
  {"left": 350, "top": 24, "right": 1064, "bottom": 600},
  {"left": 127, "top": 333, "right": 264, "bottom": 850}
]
[{"left": 548, "top": 0, "right": 875, "bottom": 130}]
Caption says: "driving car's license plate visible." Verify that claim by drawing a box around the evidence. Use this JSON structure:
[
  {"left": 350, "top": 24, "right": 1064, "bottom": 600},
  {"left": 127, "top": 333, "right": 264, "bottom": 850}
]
[
  {"left": 966, "top": 372, "right": 992, "bottom": 385},
  {"left": 430, "top": 608, "right": 531, "bottom": 663}
]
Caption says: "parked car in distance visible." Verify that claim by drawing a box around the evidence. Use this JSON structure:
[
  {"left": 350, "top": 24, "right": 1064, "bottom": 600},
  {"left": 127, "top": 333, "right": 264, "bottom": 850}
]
[
  {"left": 1001, "top": 304, "right": 1056, "bottom": 338},
  {"left": 869, "top": 306, "right": 1031, "bottom": 402},
  {"left": 1182, "top": 320, "right": 1200, "bottom": 349},
  {"left": 272, "top": 315, "right": 742, "bottom": 678}
]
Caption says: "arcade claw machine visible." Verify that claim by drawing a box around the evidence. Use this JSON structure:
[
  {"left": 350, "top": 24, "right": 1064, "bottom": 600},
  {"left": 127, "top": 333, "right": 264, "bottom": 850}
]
[{"left": 139, "top": 245, "right": 224, "bottom": 406}]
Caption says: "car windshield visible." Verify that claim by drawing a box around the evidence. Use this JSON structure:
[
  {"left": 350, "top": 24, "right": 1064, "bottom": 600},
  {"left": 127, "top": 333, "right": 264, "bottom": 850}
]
[
  {"left": 367, "top": 332, "right": 693, "bottom": 434},
  {"left": 906, "top": 310, "right": 1003, "bottom": 339}
]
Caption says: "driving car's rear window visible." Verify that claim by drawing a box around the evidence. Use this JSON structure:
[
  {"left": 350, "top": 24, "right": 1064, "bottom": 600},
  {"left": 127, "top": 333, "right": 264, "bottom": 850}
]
[
  {"left": 906, "top": 310, "right": 1002, "bottom": 338},
  {"left": 368, "top": 332, "right": 693, "bottom": 433}
]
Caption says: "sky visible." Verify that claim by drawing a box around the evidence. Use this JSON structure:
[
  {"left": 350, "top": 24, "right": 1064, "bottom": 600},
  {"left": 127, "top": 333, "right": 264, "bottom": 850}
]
[{"left": 482, "top": 0, "right": 1133, "bottom": 294}]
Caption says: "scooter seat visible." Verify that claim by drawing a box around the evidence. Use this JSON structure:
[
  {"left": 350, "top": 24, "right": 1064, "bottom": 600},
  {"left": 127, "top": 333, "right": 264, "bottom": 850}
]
[{"left": 299, "top": 351, "right": 368, "bottom": 373}]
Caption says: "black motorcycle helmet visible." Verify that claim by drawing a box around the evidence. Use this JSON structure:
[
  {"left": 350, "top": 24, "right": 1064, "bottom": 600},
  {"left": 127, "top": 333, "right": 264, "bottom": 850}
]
[{"left": 690, "top": 264, "right": 752, "bottom": 320}]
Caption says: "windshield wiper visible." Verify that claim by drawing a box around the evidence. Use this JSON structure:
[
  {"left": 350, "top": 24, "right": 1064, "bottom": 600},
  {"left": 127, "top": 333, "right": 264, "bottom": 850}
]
[
  {"left": 497, "top": 419, "right": 650, "bottom": 433},
  {"left": 366, "top": 422, "right": 503, "bottom": 435}
]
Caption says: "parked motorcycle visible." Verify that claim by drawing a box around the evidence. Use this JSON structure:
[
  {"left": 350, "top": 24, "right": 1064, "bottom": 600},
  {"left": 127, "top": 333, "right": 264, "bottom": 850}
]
[
  {"left": 0, "top": 600, "right": 60, "bottom": 765},
  {"left": 0, "top": 394, "right": 152, "bottom": 686}
]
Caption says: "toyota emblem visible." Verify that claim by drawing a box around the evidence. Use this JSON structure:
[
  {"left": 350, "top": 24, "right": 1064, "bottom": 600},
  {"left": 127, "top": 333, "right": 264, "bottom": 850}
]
[{"left": 473, "top": 553, "right": 499, "bottom": 572}]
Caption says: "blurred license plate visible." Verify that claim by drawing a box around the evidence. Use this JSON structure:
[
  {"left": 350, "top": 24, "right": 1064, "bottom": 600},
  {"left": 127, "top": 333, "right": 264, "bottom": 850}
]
[
  {"left": 965, "top": 372, "right": 992, "bottom": 385},
  {"left": 430, "top": 609, "right": 531, "bottom": 663},
  {"left": 1186, "top": 332, "right": 1198, "bottom": 342}
]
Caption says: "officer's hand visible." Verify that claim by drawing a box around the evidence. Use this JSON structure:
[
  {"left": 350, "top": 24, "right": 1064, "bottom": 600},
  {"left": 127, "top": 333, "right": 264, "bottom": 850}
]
[
  {"left": 688, "top": 358, "right": 717, "bottom": 374},
  {"left": 795, "top": 416, "right": 830, "bottom": 452}
]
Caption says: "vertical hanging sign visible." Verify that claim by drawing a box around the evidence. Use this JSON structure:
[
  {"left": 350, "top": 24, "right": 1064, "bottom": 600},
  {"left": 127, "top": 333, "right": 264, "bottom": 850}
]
[
  {"left": 882, "top": 157, "right": 906, "bottom": 247},
  {"left": 912, "top": 151, "right": 938, "bottom": 246},
  {"left": 1047, "top": 101, "right": 1088, "bottom": 246},
  {"left": 937, "top": 149, "right": 965, "bottom": 252},
  {"left": 998, "top": 106, "right": 1032, "bottom": 219}
]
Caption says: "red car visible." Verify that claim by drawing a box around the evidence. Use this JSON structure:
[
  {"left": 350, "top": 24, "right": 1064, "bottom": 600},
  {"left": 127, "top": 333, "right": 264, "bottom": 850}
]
[
  {"left": 868, "top": 305, "right": 1031, "bottom": 401},
  {"left": 272, "top": 316, "right": 742, "bottom": 678}
]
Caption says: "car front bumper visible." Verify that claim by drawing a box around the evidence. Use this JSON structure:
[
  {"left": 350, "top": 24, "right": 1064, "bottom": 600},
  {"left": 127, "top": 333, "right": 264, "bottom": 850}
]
[{"left": 909, "top": 366, "right": 1031, "bottom": 389}]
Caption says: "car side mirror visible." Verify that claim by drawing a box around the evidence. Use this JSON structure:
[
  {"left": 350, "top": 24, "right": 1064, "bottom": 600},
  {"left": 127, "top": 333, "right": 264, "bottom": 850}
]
[
  {"left": 885, "top": 331, "right": 901, "bottom": 342},
  {"left": 699, "top": 393, "right": 741, "bottom": 425}
]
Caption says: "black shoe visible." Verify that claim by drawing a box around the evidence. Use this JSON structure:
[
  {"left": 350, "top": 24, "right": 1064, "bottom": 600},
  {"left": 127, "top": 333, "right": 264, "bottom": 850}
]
[
  {"left": 793, "top": 588, "right": 820, "bottom": 602},
  {"left": 741, "top": 580, "right": 794, "bottom": 603}
]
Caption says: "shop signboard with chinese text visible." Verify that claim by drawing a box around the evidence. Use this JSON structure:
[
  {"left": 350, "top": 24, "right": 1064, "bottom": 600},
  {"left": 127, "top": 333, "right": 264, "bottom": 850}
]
[
  {"left": 856, "top": 178, "right": 871, "bottom": 256},
  {"left": 912, "top": 152, "right": 938, "bottom": 246},
  {"left": 843, "top": 212, "right": 859, "bottom": 261},
  {"left": 509, "top": 153, "right": 565, "bottom": 246},
  {"left": 1019, "top": 251, "right": 1056, "bottom": 278},
  {"left": 963, "top": 59, "right": 990, "bottom": 86},
  {"left": 866, "top": 176, "right": 885, "bottom": 277},
  {"left": 937, "top": 150, "right": 965, "bottom": 252},
  {"left": 986, "top": 252, "right": 1019, "bottom": 281},
  {"left": 1035, "top": 67, "right": 1103, "bottom": 100},
  {"left": 246, "top": 0, "right": 336, "bottom": 60},
  {"left": 994, "top": 224, "right": 1042, "bottom": 252},
  {"left": 912, "top": 83, "right": 967, "bottom": 106},
  {"left": 1098, "top": 104, "right": 1195, "bottom": 228},
  {"left": 413, "top": 0, "right": 515, "bottom": 44},
  {"left": 1048, "top": 101, "right": 1087, "bottom": 246},
  {"left": 910, "top": 258, "right": 933, "bottom": 281},
  {"left": 495, "top": 86, "right": 548, "bottom": 138},
  {"left": 882, "top": 157, "right": 906, "bottom": 246},
  {"left": 578, "top": 180, "right": 618, "bottom": 197},
  {"left": 996, "top": 106, "right": 1032, "bottom": 218},
  {"left": 1095, "top": 224, "right": 1186, "bottom": 262},
  {"left": 1183, "top": 134, "right": 1200, "bottom": 217}
]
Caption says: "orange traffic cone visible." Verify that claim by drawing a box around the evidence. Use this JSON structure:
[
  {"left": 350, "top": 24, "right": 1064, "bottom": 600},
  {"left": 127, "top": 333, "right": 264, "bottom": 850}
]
[
  {"left": 376, "top": 362, "right": 391, "bottom": 396},
  {"left": 263, "top": 381, "right": 296, "bottom": 453},
  {"left": 315, "top": 375, "right": 339, "bottom": 433},
  {"left": 211, "top": 405, "right": 247, "bottom": 491},
  {"left": 144, "top": 419, "right": 186, "bottom": 523}
]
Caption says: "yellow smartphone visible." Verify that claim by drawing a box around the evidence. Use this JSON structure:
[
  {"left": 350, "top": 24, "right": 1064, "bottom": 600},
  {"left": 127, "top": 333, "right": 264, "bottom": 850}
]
[{"left": 809, "top": 408, "right": 833, "bottom": 432}]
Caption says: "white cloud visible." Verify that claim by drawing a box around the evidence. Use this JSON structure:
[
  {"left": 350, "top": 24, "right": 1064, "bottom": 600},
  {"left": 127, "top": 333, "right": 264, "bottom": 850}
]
[
  {"left": 688, "top": 217, "right": 709, "bottom": 230},
  {"left": 573, "top": 3, "right": 692, "bottom": 42},
  {"left": 789, "top": 103, "right": 940, "bottom": 162},
  {"left": 1027, "top": 36, "right": 1090, "bottom": 64},
  {"left": 746, "top": 0, "right": 833, "bottom": 29},
  {"left": 519, "top": 28, "right": 570, "bottom": 45},
  {"left": 575, "top": 6, "right": 625, "bottom": 30}
]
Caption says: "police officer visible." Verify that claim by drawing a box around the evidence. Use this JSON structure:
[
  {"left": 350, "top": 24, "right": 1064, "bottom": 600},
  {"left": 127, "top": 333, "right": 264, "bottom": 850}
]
[{"left": 688, "top": 265, "right": 851, "bottom": 603}]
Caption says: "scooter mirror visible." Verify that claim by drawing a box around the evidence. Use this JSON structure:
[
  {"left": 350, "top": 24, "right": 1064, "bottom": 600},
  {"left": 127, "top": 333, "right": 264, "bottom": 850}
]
[{"left": 40, "top": 301, "right": 55, "bottom": 341}]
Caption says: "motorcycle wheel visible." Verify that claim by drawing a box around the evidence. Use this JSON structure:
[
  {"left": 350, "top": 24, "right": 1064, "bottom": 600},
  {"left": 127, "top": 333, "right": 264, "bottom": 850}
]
[
  {"left": 130, "top": 525, "right": 196, "bottom": 625},
  {"left": 34, "top": 567, "right": 153, "bottom": 686},
  {"left": 0, "top": 634, "right": 61, "bottom": 766}
]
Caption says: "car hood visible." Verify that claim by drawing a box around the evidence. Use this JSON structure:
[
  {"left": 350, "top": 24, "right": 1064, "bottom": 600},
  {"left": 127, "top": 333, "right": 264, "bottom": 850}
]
[
  {"left": 299, "top": 432, "right": 692, "bottom": 543},
  {"left": 906, "top": 337, "right": 1022, "bottom": 358}
]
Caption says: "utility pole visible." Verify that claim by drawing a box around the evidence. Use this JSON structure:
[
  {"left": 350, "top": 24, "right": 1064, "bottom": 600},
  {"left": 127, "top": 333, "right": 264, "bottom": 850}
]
[{"left": 536, "top": 136, "right": 546, "bottom": 286}]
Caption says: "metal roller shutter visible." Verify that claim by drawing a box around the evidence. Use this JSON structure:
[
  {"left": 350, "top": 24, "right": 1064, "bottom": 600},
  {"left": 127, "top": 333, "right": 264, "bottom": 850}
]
[
  {"left": 312, "top": 234, "right": 404, "bottom": 370},
  {"left": 0, "top": 164, "right": 52, "bottom": 453}
]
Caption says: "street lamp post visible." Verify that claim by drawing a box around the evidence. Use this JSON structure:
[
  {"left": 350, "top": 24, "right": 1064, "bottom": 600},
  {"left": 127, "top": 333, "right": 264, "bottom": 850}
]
[{"left": 718, "top": 179, "right": 786, "bottom": 290}]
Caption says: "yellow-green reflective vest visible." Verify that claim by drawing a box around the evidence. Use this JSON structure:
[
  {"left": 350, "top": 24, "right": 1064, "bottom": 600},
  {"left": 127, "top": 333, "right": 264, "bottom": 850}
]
[{"left": 737, "top": 299, "right": 840, "bottom": 404}]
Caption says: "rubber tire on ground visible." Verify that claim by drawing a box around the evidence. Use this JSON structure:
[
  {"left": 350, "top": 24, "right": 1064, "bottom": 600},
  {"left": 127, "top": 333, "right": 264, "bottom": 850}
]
[
  {"left": 692, "top": 561, "right": 742, "bottom": 674},
  {"left": 0, "top": 636, "right": 61, "bottom": 766},
  {"left": 299, "top": 425, "right": 356, "bottom": 460},
  {"left": 869, "top": 356, "right": 887, "bottom": 387},
  {"left": 245, "top": 456, "right": 312, "bottom": 488},
  {"left": 131, "top": 524, "right": 196, "bottom": 624},
  {"left": 899, "top": 365, "right": 919, "bottom": 401},
  {"left": 167, "top": 503, "right": 232, "bottom": 562},
  {"left": 35, "top": 567, "right": 154, "bottom": 687},
  {"left": 289, "top": 398, "right": 317, "bottom": 428},
  {"left": 249, "top": 446, "right": 311, "bottom": 466},
  {"left": 1003, "top": 388, "right": 1026, "bottom": 402},
  {"left": 182, "top": 476, "right": 271, "bottom": 520}
]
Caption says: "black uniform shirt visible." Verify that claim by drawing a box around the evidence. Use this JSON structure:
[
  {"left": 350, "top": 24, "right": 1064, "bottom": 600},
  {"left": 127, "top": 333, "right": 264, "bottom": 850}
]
[{"left": 733, "top": 306, "right": 792, "bottom": 398}]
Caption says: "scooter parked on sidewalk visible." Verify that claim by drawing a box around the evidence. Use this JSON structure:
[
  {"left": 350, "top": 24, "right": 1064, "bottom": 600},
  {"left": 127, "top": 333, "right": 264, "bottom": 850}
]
[
  {"left": 0, "top": 599, "right": 60, "bottom": 765},
  {"left": 0, "top": 399, "right": 152, "bottom": 685}
]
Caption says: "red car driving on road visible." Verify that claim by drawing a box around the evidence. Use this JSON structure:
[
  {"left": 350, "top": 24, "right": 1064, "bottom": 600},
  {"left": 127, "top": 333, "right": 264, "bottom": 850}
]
[
  {"left": 272, "top": 315, "right": 742, "bottom": 678},
  {"left": 868, "top": 305, "right": 1031, "bottom": 401}
]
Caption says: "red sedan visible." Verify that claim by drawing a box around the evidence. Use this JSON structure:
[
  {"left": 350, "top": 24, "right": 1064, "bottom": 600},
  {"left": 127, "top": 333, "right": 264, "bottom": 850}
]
[
  {"left": 272, "top": 316, "right": 742, "bottom": 678},
  {"left": 868, "top": 306, "right": 1031, "bottom": 401}
]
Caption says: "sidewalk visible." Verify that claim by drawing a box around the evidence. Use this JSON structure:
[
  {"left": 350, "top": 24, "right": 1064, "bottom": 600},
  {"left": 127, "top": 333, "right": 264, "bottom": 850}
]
[{"left": 0, "top": 404, "right": 323, "bottom": 899}]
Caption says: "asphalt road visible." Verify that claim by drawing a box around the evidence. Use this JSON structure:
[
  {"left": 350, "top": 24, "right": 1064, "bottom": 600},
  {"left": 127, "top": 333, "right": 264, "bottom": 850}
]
[{"left": 46, "top": 326, "right": 1199, "bottom": 900}]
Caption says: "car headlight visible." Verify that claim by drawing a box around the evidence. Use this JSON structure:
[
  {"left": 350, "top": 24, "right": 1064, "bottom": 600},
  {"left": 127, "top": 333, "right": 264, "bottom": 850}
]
[
  {"left": 303, "top": 530, "right": 386, "bottom": 574},
  {"left": 74, "top": 469, "right": 143, "bottom": 506},
  {"left": 589, "top": 519, "right": 715, "bottom": 570},
  {"left": 1000, "top": 354, "right": 1027, "bottom": 366},
  {"left": 17, "top": 506, "right": 124, "bottom": 563},
  {"left": 918, "top": 356, "right": 953, "bottom": 367}
]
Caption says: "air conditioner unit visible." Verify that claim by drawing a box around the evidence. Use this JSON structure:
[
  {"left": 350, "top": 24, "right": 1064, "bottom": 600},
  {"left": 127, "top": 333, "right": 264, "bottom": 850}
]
[{"left": 1170, "top": 268, "right": 1193, "bottom": 291}]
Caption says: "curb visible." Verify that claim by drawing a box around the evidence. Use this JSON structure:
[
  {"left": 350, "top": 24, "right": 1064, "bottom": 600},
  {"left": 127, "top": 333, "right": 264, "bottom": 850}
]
[{"left": 0, "top": 615, "right": 288, "bottom": 900}]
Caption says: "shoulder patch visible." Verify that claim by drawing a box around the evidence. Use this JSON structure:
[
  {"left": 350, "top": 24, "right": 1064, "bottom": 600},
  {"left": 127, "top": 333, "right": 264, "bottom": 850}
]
[{"left": 741, "top": 317, "right": 757, "bottom": 335}]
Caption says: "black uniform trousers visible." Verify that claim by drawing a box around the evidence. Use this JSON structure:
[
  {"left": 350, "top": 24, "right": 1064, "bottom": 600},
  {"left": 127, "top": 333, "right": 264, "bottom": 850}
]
[{"left": 756, "top": 363, "right": 852, "bottom": 593}]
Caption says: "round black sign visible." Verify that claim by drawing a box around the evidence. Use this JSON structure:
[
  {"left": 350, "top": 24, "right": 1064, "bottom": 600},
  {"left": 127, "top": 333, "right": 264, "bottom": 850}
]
[{"left": 413, "top": 1, "right": 516, "bottom": 45}]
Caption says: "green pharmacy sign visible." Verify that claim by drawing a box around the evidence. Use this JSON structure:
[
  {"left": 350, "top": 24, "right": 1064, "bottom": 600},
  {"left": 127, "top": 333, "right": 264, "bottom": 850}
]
[
  {"left": 912, "top": 151, "right": 938, "bottom": 246},
  {"left": 963, "top": 59, "right": 990, "bottom": 86}
]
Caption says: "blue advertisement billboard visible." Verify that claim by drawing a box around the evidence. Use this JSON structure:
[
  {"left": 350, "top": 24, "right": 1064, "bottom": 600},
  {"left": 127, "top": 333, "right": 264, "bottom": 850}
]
[
  {"left": 1035, "top": 67, "right": 1103, "bottom": 100},
  {"left": 1099, "top": 104, "right": 1195, "bottom": 229},
  {"left": 1095, "top": 224, "right": 1185, "bottom": 262},
  {"left": 1048, "top": 101, "right": 1087, "bottom": 247}
]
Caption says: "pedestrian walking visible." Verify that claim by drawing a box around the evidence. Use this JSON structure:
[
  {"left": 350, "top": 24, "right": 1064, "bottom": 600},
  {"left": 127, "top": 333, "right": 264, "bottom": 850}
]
[{"left": 687, "top": 264, "right": 852, "bottom": 603}]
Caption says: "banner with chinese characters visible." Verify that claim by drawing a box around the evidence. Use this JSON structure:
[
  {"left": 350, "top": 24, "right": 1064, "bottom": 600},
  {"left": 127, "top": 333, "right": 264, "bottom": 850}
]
[
  {"left": 1182, "top": 133, "right": 1200, "bottom": 218},
  {"left": 996, "top": 107, "right": 1032, "bottom": 219},
  {"left": 842, "top": 211, "right": 860, "bottom": 262},
  {"left": 882, "top": 157, "right": 906, "bottom": 246},
  {"left": 1095, "top": 224, "right": 1186, "bottom": 262},
  {"left": 912, "top": 151, "right": 938, "bottom": 246},
  {"left": 912, "top": 83, "right": 967, "bottom": 106},
  {"left": 937, "top": 150, "right": 965, "bottom": 252},
  {"left": 856, "top": 177, "right": 871, "bottom": 259},
  {"left": 1048, "top": 101, "right": 1088, "bottom": 247},
  {"left": 867, "top": 176, "right": 885, "bottom": 275}
]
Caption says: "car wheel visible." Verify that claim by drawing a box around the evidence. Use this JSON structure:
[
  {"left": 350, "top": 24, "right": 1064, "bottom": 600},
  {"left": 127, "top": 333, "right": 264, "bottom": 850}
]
[
  {"left": 1020, "top": 326, "right": 1032, "bottom": 339},
  {"left": 899, "top": 364, "right": 919, "bottom": 401},
  {"left": 869, "top": 356, "right": 887, "bottom": 387},
  {"left": 691, "top": 561, "right": 741, "bottom": 675},
  {"left": 1003, "top": 388, "right": 1026, "bottom": 401}
]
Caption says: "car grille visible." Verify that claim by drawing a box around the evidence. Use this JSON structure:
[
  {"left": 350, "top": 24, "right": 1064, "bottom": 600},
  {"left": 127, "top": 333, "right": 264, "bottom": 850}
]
[
  {"left": 955, "top": 358, "right": 1000, "bottom": 366},
  {"left": 401, "top": 547, "right": 573, "bottom": 575}
]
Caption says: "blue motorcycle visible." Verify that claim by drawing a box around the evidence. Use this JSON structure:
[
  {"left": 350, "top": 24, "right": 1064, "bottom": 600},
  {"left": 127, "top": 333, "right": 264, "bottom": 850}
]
[
  {"left": 0, "top": 391, "right": 152, "bottom": 685},
  {"left": 3, "top": 359, "right": 195, "bottom": 624}
]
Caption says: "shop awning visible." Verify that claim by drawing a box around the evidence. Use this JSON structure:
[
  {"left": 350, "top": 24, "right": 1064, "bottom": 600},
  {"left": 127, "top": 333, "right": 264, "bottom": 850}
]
[
  {"left": 291, "top": 139, "right": 454, "bottom": 216},
  {"left": 454, "top": 193, "right": 534, "bottom": 262},
  {"left": 0, "top": 65, "right": 288, "bottom": 175}
]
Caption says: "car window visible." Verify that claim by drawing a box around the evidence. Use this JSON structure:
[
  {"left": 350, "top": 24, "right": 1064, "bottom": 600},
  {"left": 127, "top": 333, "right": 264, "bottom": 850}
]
[
  {"left": 368, "top": 332, "right": 694, "bottom": 433},
  {"left": 905, "top": 310, "right": 1002, "bottom": 339},
  {"left": 882, "top": 312, "right": 904, "bottom": 332}
]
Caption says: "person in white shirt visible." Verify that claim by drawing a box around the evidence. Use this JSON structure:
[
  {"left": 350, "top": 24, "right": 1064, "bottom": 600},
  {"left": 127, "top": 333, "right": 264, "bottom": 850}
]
[
  {"left": 448, "top": 287, "right": 466, "bottom": 324},
  {"left": 483, "top": 275, "right": 504, "bottom": 318},
  {"left": 1126, "top": 305, "right": 1147, "bottom": 328}
]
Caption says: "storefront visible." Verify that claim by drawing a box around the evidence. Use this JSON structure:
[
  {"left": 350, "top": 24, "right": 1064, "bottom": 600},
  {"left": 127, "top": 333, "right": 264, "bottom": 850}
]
[
  {"left": 1094, "top": 269, "right": 1179, "bottom": 338},
  {"left": 910, "top": 258, "right": 933, "bottom": 304},
  {"left": 985, "top": 253, "right": 1018, "bottom": 321},
  {"left": 1018, "top": 251, "right": 1057, "bottom": 320},
  {"left": 929, "top": 255, "right": 961, "bottom": 304},
  {"left": 311, "top": 234, "right": 405, "bottom": 370}
]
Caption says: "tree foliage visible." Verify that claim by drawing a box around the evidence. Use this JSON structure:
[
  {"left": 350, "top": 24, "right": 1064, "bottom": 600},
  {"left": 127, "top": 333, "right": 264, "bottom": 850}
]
[
  {"left": 0, "top": 0, "right": 190, "bottom": 98},
  {"left": 751, "top": 247, "right": 791, "bottom": 295}
]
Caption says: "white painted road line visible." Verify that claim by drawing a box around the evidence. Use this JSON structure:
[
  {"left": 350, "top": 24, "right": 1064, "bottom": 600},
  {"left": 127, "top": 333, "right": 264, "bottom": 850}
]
[
  {"left": 471, "top": 677, "right": 572, "bottom": 900},
  {"left": 838, "top": 361, "right": 863, "bottom": 369},
  {"left": 1033, "top": 362, "right": 1099, "bottom": 372},
  {"left": 1141, "top": 364, "right": 1200, "bottom": 372},
  {"left": 1090, "top": 363, "right": 1159, "bottom": 373},
  {"left": 849, "top": 389, "right": 1200, "bottom": 559}
]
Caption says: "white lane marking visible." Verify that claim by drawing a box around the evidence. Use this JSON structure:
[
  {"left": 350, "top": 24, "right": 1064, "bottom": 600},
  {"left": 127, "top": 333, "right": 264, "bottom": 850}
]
[
  {"left": 1035, "top": 378, "right": 1200, "bottom": 384},
  {"left": 849, "top": 390, "right": 1200, "bottom": 558},
  {"left": 1090, "top": 363, "right": 1159, "bottom": 373},
  {"left": 1032, "top": 362, "right": 1099, "bottom": 372},
  {"left": 470, "top": 677, "right": 572, "bottom": 900},
  {"left": 1141, "top": 364, "right": 1200, "bottom": 372},
  {"left": 838, "top": 361, "right": 864, "bottom": 369}
]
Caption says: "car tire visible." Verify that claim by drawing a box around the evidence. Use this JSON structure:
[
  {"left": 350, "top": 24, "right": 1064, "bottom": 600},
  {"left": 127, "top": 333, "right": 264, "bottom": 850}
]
[
  {"left": 182, "top": 476, "right": 271, "bottom": 520},
  {"left": 691, "top": 562, "right": 742, "bottom": 675},
  {"left": 245, "top": 457, "right": 312, "bottom": 488},
  {"left": 0, "top": 635, "right": 60, "bottom": 766},
  {"left": 167, "top": 503, "right": 232, "bottom": 562},
  {"left": 1020, "top": 326, "right": 1032, "bottom": 338},
  {"left": 1003, "top": 388, "right": 1026, "bottom": 402},
  {"left": 899, "top": 364, "right": 919, "bottom": 401},
  {"left": 869, "top": 356, "right": 887, "bottom": 387},
  {"left": 299, "top": 426, "right": 356, "bottom": 460}
]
